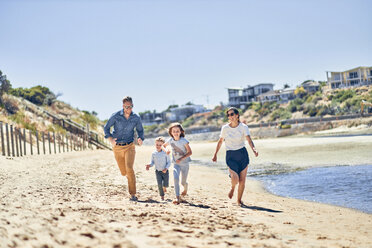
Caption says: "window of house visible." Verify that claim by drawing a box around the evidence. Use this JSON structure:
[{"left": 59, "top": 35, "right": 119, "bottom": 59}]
[{"left": 349, "top": 72, "right": 358, "bottom": 79}]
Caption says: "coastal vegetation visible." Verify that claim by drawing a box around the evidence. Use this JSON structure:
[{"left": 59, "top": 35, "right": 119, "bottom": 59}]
[{"left": 0, "top": 70, "right": 104, "bottom": 134}]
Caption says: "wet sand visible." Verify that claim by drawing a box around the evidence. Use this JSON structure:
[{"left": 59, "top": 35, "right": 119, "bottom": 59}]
[{"left": 0, "top": 135, "right": 371, "bottom": 247}]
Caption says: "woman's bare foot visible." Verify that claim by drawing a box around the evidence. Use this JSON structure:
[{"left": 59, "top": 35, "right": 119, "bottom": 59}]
[
  {"left": 161, "top": 196, "right": 164, "bottom": 201},
  {"left": 163, "top": 187, "right": 167, "bottom": 193},
  {"left": 228, "top": 188, "right": 234, "bottom": 199}
]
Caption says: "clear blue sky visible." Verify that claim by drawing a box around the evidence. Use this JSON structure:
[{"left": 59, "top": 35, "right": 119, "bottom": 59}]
[{"left": 1, "top": 0, "right": 371, "bottom": 120}]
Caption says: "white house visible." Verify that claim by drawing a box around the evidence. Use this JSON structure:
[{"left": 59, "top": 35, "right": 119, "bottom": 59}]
[{"left": 166, "top": 104, "right": 206, "bottom": 122}]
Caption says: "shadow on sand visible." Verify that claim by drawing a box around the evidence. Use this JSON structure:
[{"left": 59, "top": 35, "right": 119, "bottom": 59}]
[
  {"left": 240, "top": 203, "right": 282, "bottom": 213},
  {"left": 137, "top": 198, "right": 162, "bottom": 204}
]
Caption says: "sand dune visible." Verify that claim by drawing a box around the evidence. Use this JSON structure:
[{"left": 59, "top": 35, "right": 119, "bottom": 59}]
[{"left": 0, "top": 135, "right": 371, "bottom": 247}]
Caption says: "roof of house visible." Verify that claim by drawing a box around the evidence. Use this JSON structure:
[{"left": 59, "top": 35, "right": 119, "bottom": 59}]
[
  {"left": 327, "top": 66, "right": 372, "bottom": 73},
  {"left": 257, "top": 90, "right": 280, "bottom": 97},
  {"left": 302, "top": 81, "right": 320, "bottom": 87}
]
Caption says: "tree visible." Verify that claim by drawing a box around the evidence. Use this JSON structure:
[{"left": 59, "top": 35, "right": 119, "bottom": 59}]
[
  {"left": 294, "top": 86, "right": 306, "bottom": 97},
  {"left": 164, "top": 104, "right": 178, "bottom": 112},
  {"left": 0, "top": 70, "right": 12, "bottom": 104},
  {"left": 283, "top": 83, "right": 290, "bottom": 89}
]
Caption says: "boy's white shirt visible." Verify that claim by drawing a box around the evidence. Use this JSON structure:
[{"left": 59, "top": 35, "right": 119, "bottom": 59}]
[{"left": 149, "top": 150, "right": 171, "bottom": 171}]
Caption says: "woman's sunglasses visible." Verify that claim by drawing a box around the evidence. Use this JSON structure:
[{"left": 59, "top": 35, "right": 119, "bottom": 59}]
[{"left": 226, "top": 112, "right": 235, "bottom": 117}]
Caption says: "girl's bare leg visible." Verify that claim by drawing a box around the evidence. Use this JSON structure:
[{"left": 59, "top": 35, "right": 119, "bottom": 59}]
[{"left": 173, "top": 196, "right": 180, "bottom": 204}]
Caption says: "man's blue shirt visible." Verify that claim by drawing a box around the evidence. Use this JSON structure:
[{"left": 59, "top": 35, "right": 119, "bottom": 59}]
[{"left": 104, "top": 109, "right": 145, "bottom": 143}]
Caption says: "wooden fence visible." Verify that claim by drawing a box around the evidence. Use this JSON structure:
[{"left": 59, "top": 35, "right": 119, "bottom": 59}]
[{"left": 0, "top": 121, "right": 101, "bottom": 157}]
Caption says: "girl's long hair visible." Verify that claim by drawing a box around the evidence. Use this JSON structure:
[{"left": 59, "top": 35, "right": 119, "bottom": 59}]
[{"left": 168, "top": 122, "right": 185, "bottom": 139}]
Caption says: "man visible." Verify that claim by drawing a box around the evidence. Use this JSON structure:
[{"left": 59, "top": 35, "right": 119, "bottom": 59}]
[{"left": 104, "top": 96, "right": 144, "bottom": 201}]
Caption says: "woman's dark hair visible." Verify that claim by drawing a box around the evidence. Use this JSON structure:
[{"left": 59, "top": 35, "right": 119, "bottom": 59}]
[
  {"left": 168, "top": 122, "right": 185, "bottom": 138},
  {"left": 226, "top": 107, "right": 240, "bottom": 122}
]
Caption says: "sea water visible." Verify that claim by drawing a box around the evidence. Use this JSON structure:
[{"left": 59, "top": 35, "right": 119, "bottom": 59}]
[{"left": 253, "top": 165, "right": 372, "bottom": 214}]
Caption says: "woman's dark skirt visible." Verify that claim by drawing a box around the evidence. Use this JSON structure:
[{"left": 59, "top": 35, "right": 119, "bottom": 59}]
[{"left": 226, "top": 147, "right": 249, "bottom": 175}]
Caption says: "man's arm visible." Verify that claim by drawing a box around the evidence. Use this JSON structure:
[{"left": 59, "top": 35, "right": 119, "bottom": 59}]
[
  {"left": 104, "top": 115, "right": 115, "bottom": 139},
  {"left": 136, "top": 116, "right": 145, "bottom": 145}
]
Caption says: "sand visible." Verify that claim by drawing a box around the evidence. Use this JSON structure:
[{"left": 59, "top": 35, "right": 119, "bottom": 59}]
[{"left": 0, "top": 134, "right": 371, "bottom": 248}]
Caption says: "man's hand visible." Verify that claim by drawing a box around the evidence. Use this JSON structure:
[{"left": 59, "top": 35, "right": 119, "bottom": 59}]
[
  {"left": 137, "top": 138, "right": 143, "bottom": 146},
  {"left": 162, "top": 169, "right": 167, "bottom": 173},
  {"left": 145, "top": 164, "right": 150, "bottom": 171},
  {"left": 109, "top": 137, "right": 117, "bottom": 147}
]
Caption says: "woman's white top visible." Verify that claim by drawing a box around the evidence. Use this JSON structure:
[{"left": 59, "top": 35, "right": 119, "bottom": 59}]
[{"left": 220, "top": 122, "right": 250, "bottom": 151}]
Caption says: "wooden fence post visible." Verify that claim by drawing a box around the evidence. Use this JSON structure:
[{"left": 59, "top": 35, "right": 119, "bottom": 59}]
[
  {"left": 58, "top": 134, "right": 61, "bottom": 153},
  {"left": 42, "top": 132, "right": 46, "bottom": 155},
  {"left": 36, "top": 131, "right": 40, "bottom": 155},
  {"left": 10, "top": 126, "right": 15, "bottom": 157},
  {"left": 6, "top": 123, "right": 10, "bottom": 157},
  {"left": 71, "top": 134, "right": 74, "bottom": 151},
  {"left": 0, "top": 122, "right": 5, "bottom": 156},
  {"left": 15, "top": 128, "right": 19, "bottom": 157},
  {"left": 29, "top": 130, "right": 33, "bottom": 155},
  {"left": 66, "top": 134, "right": 69, "bottom": 152},
  {"left": 18, "top": 129, "right": 23, "bottom": 156},
  {"left": 53, "top": 132, "right": 56, "bottom": 154},
  {"left": 62, "top": 134, "right": 65, "bottom": 153},
  {"left": 48, "top": 132, "right": 51, "bottom": 154},
  {"left": 23, "top": 129, "right": 26, "bottom": 156}
]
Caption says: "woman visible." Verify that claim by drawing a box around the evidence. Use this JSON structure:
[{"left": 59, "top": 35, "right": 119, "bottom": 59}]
[{"left": 212, "top": 107, "right": 258, "bottom": 206}]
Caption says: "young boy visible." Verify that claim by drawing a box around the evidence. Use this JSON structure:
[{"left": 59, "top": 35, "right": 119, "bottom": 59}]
[{"left": 146, "top": 137, "right": 171, "bottom": 200}]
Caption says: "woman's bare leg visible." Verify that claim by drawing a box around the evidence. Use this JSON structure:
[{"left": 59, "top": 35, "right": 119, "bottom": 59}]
[
  {"left": 228, "top": 168, "right": 239, "bottom": 199},
  {"left": 237, "top": 166, "right": 248, "bottom": 205}
]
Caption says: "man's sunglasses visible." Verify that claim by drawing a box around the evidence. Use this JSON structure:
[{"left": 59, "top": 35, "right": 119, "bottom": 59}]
[
  {"left": 226, "top": 112, "right": 235, "bottom": 117},
  {"left": 124, "top": 105, "right": 133, "bottom": 110}
]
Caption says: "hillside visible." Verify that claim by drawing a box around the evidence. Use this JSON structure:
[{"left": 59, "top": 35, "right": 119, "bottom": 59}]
[
  {"left": 182, "top": 85, "right": 372, "bottom": 128},
  {"left": 0, "top": 92, "right": 105, "bottom": 137},
  {"left": 141, "top": 85, "right": 372, "bottom": 138}
]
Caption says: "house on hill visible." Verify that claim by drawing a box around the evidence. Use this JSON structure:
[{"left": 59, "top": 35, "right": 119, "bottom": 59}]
[
  {"left": 165, "top": 104, "right": 206, "bottom": 122},
  {"left": 256, "top": 88, "right": 296, "bottom": 103},
  {"left": 227, "top": 83, "right": 274, "bottom": 108},
  {"left": 326, "top": 66, "right": 372, "bottom": 89},
  {"left": 302, "top": 81, "right": 320, "bottom": 93}
]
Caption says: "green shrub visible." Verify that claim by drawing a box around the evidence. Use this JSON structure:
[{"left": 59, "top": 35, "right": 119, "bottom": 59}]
[
  {"left": 182, "top": 117, "right": 194, "bottom": 128},
  {"left": 270, "top": 108, "right": 291, "bottom": 121},
  {"left": 81, "top": 111, "right": 100, "bottom": 129},
  {"left": 144, "top": 124, "right": 158, "bottom": 133},
  {"left": 9, "top": 85, "right": 56, "bottom": 106}
]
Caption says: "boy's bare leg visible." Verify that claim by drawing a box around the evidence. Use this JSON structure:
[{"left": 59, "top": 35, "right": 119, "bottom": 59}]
[{"left": 163, "top": 186, "right": 167, "bottom": 193}]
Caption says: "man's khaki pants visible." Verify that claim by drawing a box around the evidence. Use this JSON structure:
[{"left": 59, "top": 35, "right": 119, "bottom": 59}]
[{"left": 113, "top": 143, "right": 136, "bottom": 196}]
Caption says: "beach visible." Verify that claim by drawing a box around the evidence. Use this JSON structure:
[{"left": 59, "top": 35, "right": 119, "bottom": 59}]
[{"left": 0, "top": 135, "right": 371, "bottom": 248}]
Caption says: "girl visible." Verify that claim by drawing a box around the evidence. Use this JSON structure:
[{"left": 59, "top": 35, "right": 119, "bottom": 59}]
[
  {"left": 163, "top": 123, "right": 192, "bottom": 204},
  {"left": 212, "top": 107, "right": 258, "bottom": 206}
]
